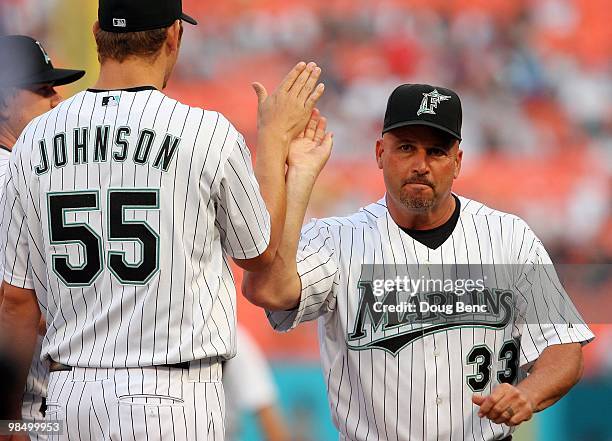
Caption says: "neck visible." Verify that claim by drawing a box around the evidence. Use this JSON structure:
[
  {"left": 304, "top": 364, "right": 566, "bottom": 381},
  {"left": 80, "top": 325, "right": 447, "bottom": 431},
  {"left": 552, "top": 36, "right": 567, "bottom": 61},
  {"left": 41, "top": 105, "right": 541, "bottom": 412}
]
[
  {"left": 387, "top": 192, "right": 456, "bottom": 230},
  {"left": 0, "top": 124, "right": 17, "bottom": 149},
  {"left": 93, "top": 56, "right": 166, "bottom": 91}
]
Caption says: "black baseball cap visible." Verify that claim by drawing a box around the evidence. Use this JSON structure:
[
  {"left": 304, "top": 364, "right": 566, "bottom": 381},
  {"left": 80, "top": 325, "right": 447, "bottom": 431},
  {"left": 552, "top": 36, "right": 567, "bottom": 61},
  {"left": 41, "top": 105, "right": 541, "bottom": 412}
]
[
  {"left": 0, "top": 36, "right": 85, "bottom": 88},
  {"left": 383, "top": 84, "right": 462, "bottom": 141},
  {"left": 99, "top": 0, "right": 197, "bottom": 33}
]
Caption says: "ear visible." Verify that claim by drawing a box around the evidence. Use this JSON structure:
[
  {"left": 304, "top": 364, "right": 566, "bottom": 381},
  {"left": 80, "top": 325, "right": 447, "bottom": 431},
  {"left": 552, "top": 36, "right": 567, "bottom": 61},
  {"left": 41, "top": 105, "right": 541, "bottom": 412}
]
[
  {"left": 0, "top": 89, "right": 16, "bottom": 121},
  {"left": 92, "top": 20, "right": 100, "bottom": 36},
  {"left": 165, "top": 20, "right": 182, "bottom": 54},
  {"left": 375, "top": 138, "right": 384, "bottom": 170},
  {"left": 454, "top": 147, "right": 463, "bottom": 179}
]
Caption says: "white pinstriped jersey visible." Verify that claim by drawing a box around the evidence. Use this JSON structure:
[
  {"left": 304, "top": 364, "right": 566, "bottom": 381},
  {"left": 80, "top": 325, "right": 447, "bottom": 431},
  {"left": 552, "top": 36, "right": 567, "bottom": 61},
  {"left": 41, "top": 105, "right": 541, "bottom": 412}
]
[
  {"left": 268, "top": 195, "right": 594, "bottom": 441},
  {"left": 0, "top": 87, "right": 270, "bottom": 368},
  {"left": 0, "top": 147, "right": 48, "bottom": 423},
  {"left": 0, "top": 147, "right": 10, "bottom": 182}
]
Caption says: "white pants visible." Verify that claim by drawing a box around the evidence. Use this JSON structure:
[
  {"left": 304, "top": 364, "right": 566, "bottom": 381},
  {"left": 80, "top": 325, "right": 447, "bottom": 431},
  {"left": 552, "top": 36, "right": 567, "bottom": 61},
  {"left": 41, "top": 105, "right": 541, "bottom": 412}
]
[{"left": 46, "top": 360, "right": 225, "bottom": 441}]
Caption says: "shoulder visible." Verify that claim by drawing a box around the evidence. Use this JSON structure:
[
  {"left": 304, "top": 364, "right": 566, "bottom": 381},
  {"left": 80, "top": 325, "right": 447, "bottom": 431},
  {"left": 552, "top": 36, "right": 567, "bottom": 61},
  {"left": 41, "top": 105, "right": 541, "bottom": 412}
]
[
  {"left": 166, "top": 97, "right": 240, "bottom": 138},
  {"left": 458, "top": 195, "right": 531, "bottom": 230},
  {"left": 457, "top": 194, "right": 544, "bottom": 260},
  {"left": 300, "top": 198, "right": 387, "bottom": 247}
]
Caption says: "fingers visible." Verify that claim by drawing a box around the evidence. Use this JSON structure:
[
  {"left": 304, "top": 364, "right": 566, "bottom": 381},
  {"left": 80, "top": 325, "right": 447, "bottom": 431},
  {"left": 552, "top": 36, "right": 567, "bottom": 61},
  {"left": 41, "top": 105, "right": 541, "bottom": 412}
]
[
  {"left": 297, "top": 65, "right": 322, "bottom": 101},
  {"left": 314, "top": 116, "right": 327, "bottom": 144},
  {"left": 476, "top": 386, "right": 506, "bottom": 417},
  {"left": 281, "top": 61, "right": 308, "bottom": 92},
  {"left": 507, "top": 406, "right": 533, "bottom": 426},
  {"left": 305, "top": 83, "right": 325, "bottom": 111},
  {"left": 471, "top": 394, "right": 486, "bottom": 406},
  {"left": 475, "top": 384, "right": 534, "bottom": 427},
  {"left": 289, "top": 62, "right": 317, "bottom": 96},
  {"left": 488, "top": 393, "right": 516, "bottom": 423},
  {"left": 321, "top": 132, "right": 334, "bottom": 155},
  {"left": 304, "top": 109, "right": 320, "bottom": 140},
  {"left": 251, "top": 82, "right": 268, "bottom": 105}
]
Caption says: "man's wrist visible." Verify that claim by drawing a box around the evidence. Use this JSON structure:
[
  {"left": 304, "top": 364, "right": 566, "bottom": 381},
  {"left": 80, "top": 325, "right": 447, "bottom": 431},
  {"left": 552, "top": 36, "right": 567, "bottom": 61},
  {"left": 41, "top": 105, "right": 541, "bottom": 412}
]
[
  {"left": 286, "top": 165, "right": 319, "bottom": 186},
  {"left": 516, "top": 382, "right": 540, "bottom": 412},
  {"left": 257, "top": 128, "right": 290, "bottom": 151}
]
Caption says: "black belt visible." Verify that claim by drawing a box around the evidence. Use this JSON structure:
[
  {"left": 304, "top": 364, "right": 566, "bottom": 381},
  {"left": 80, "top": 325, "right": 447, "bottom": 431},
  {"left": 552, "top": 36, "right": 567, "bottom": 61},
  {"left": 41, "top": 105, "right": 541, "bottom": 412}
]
[
  {"left": 48, "top": 360, "right": 191, "bottom": 372},
  {"left": 500, "top": 437, "right": 512, "bottom": 441}
]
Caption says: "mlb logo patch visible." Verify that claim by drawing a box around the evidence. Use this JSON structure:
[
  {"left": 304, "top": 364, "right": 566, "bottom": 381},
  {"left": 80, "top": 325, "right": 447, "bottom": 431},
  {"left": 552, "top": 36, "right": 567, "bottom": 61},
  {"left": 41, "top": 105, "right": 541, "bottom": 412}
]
[
  {"left": 102, "top": 95, "right": 121, "bottom": 107},
  {"left": 113, "top": 18, "right": 127, "bottom": 28}
]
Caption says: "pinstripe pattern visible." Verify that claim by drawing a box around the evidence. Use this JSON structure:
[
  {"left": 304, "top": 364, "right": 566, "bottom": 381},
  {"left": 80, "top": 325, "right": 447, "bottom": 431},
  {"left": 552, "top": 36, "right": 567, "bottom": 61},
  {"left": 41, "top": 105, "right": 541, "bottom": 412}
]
[
  {"left": 0, "top": 88, "right": 268, "bottom": 439},
  {"left": 45, "top": 361, "right": 224, "bottom": 441},
  {"left": 0, "top": 147, "right": 48, "bottom": 440},
  {"left": 0, "top": 88, "right": 270, "bottom": 367},
  {"left": 267, "top": 195, "right": 594, "bottom": 441}
]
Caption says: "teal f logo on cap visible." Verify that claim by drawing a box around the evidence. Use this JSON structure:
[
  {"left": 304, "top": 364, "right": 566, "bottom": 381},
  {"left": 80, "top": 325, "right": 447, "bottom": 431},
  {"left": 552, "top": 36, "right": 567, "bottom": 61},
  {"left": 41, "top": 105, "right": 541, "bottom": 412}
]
[
  {"left": 417, "top": 89, "right": 452, "bottom": 116},
  {"left": 35, "top": 41, "right": 51, "bottom": 65}
]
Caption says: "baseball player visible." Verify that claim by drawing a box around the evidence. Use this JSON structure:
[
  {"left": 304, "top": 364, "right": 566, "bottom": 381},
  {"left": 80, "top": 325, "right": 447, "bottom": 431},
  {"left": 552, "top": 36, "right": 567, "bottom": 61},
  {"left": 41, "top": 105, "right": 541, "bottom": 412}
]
[
  {"left": 244, "top": 85, "right": 595, "bottom": 440},
  {"left": 0, "top": 35, "right": 85, "bottom": 441},
  {"left": 0, "top": 0, "right": 324, "bottom": 439}
]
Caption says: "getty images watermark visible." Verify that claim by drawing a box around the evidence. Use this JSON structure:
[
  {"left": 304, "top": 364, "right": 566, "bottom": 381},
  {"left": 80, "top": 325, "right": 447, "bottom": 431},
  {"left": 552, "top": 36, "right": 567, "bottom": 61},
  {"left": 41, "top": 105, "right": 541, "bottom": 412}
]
[
  {"left": 355, "top": 264, "right": 609, "bottom": 325},
  {"left": 371, "top": 273, "right": 488, "bottom": 314}
]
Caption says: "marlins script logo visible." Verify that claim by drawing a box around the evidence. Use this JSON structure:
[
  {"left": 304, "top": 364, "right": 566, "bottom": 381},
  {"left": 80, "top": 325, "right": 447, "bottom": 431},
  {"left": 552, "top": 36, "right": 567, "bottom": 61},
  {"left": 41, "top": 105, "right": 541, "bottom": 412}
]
[
  {"left": 417, "top": 89, "right": 451, "bottom": 116},
  {"left": 347, "top": 281, "right": 515, "bottom": 356}
]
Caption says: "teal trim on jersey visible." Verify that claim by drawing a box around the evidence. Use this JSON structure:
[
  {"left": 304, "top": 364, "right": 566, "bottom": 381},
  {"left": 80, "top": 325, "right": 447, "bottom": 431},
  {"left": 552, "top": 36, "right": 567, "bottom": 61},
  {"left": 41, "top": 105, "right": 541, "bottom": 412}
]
[
  {"left": 346, "top": 323, "right": 509, "bottom": 357},
  {"left": 73, "top": 127, "right": 89, "bottom": 165},
  {"left": 466, "top": 344, "right": 492, "bottom": 392},
  {"left": 93, "top": 125, "right": 111, "bottom": 162},
  {"left": 133, "top": 128, "right": 156, "bottom": 165},
  {"left": 151, "top": 133, "right": 181, "bottom": 172},
  {"left": 52, "top": 132, "right": 68, "bottom": 168},
  {"left": 112, "top": 126, "right": 131, "bottom": 162},
  {"left": 106, "top": 188, "right": 160, "bottom": 285},
  {"left": 497, "top": 339, "right": 520, "bottom": 384},
  {"left": 47, "top": 190, "right": 104, "bottom": 287}
]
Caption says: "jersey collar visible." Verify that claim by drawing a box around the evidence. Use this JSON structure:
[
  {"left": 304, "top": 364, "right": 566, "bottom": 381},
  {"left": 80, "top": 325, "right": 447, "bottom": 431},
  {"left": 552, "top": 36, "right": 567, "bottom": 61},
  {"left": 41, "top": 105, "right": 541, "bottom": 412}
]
[{"left": 87, "top": 86, "right": 158, "bottom": 93}]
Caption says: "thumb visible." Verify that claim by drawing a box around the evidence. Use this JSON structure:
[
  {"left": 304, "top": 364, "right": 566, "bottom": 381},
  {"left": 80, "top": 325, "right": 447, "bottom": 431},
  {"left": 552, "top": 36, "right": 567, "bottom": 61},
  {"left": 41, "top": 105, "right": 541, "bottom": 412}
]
[
  {"left": 472, "top": 394, "right": 485, "bottom": 405},
  {"left": 251, "top": 82, "right": 268, "bottom": 105}
]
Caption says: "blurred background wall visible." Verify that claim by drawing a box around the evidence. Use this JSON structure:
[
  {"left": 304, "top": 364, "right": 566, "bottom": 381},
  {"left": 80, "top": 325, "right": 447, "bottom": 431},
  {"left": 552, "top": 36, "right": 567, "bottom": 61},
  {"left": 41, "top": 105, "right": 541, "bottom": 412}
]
[{"left": 1, "top": 0, "right": 610, "bottom": 440}]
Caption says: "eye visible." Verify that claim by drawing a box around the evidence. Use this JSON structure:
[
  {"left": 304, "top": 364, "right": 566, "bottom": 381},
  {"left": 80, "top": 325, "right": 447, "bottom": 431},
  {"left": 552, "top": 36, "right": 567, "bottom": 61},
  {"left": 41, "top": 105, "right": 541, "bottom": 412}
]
[
  {"left": 399, "top": 144, "right": 415, "bottom": 152},
  {"left": 428, "top": 147, "right": 448, "bottom": 156}
]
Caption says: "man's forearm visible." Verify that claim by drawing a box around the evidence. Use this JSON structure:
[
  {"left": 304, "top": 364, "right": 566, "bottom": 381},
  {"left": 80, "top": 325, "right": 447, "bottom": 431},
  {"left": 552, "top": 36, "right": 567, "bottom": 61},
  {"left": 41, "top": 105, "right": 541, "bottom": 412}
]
[
  {"left": 253, "top": 129, "right": 289, "bottom": 262},
  {"left": 517, "top": 343, "right": 583, "bottom": 412},
  {"left": 0, "top": 286, "right": 40, "bottom": 419},
  {"left": 244, "top": 166, "right": 317, "bottom": 310}
]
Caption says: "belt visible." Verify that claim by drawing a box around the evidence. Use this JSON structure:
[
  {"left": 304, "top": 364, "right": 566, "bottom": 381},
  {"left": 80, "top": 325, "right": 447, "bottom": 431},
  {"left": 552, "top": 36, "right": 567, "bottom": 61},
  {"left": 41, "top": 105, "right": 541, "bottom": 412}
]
[
  {"left": 48, "top": 360, "right": 191, "bottom": 372},
  {"left": 500, "top": 437, "right": 512, "bottom": 441}
]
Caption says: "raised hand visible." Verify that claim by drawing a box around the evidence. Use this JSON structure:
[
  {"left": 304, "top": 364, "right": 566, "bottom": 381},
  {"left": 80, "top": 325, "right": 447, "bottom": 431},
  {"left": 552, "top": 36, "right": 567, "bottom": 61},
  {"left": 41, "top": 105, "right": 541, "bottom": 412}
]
[
  {"left": 252, "top": 62, "right": 325, "bottom": 144},
  {"left": 288, "top": 108, "right": 333, "bottom": 180}
]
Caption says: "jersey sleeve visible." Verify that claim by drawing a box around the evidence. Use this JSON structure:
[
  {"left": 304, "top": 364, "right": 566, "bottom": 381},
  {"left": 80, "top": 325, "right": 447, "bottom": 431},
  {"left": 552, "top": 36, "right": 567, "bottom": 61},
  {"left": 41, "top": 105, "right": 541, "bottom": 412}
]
[
  {"left": 513, "top": 224, "right": 594, "bottom": 368},
  {"left": 215, "top": 134, "right": 271, "bottom": 259},
  {"left": 1, "top": 145, "right": 34, "bottom": 289},
  {"left": 267, "top": 219, "right": 339, "bottom": 332}
]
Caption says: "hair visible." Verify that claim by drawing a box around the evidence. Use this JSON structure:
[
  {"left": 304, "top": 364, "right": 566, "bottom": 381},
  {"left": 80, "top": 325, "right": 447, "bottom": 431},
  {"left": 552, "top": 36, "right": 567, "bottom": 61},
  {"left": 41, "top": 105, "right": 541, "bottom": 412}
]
[{"left": 94, "top": 27, "right": 170, "bottom": 63}]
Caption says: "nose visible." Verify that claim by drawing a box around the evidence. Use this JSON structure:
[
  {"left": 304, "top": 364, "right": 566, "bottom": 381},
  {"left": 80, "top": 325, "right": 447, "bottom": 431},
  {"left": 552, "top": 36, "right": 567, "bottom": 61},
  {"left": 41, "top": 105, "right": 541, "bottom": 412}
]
[{"left": 410, "top": 147, "right": 429, "bottom": 175}]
